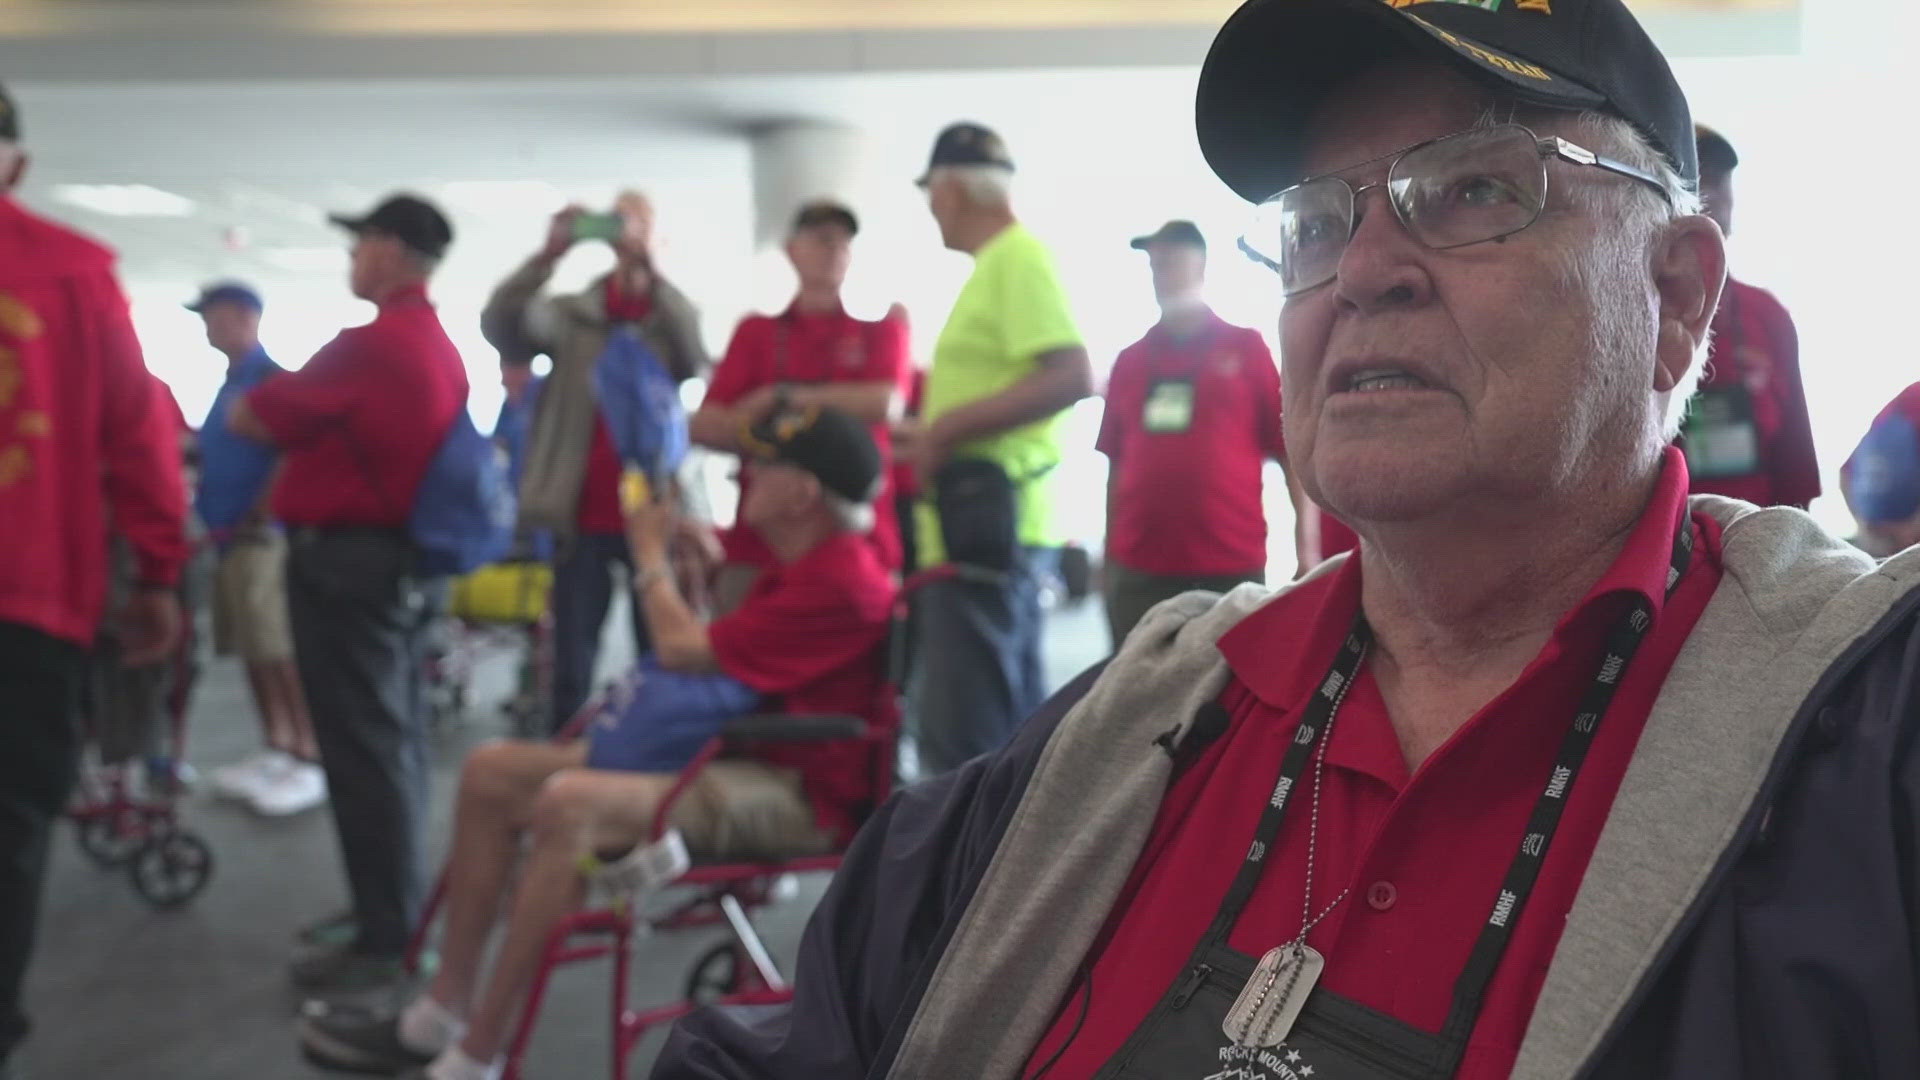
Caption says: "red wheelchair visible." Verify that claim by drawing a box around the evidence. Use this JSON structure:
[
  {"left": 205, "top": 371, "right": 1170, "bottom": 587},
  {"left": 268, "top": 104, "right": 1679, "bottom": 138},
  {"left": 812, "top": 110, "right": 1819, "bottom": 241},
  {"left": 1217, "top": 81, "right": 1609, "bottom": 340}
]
[{"left": 400, "top": 579, "right": 921, "bottom": 1080}]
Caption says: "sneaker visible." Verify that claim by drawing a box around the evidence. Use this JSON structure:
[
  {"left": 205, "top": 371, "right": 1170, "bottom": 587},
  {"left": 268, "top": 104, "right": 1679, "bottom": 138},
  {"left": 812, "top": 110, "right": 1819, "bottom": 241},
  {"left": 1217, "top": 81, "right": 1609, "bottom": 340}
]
[
  {"left": 290, "top": 942, "right": 407, "bottom": 994},
  {"left": 297, "top": 910, "right": 359, "bottom": 950},
  {"left": 210, "top": 749, "right": 291, "bottom": 802},
  {"left": 298, "top": 1002, "right": 434, "bottom": 1075},
  {"left": 250, "top": 760, "right": 327, "bottom": 816}
]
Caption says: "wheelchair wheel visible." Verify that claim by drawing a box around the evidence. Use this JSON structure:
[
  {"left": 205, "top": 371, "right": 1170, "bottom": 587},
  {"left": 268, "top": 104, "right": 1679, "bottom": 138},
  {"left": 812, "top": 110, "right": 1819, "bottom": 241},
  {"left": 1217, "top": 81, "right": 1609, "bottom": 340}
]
[
  {"left": 76, "top": 813, "right": 146, "bottom": 867},
  {"left": 684, "top": 943, "right": 743, "bottom": 1004},
  {"left": 129, "top": 831, "right": 214, "bottom": 909}
]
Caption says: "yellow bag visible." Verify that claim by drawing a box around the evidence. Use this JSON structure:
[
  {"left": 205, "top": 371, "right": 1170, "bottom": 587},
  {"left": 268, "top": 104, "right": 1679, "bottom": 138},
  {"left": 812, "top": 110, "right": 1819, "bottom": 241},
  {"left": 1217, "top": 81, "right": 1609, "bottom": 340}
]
[{"left": 450, "top": 561, "right": 552, "bottom": 624}]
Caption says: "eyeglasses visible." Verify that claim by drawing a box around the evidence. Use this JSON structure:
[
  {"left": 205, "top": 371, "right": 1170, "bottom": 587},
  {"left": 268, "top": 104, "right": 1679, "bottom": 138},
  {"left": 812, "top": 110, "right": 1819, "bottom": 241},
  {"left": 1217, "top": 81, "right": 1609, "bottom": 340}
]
[{"left": 1238, "top": 123, "right": 1672, "bottom": 297}]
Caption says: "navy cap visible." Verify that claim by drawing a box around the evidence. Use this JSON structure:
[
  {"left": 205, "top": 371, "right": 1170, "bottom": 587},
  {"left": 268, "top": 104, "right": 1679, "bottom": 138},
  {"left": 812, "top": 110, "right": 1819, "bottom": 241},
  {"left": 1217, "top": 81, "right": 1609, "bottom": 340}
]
[
  {"left": 792, "top": 199, "right": 860, "bottom": 237},
  {"left": 1196, "top": 0, "right": 1697, "bottom": 203},
  {"left": 185, "top": 281, "right": 263, "bottom": 314},
  {"left": 330, "top": 193, "right": 454, "bottom": 259},
  {"left": 1844, "top": 410, "right": 1920, "bottom": 526},
  {"left": 0, "top": 83, "right": 17, "bottom": 142},
  {"left": 1695, "top": 123, "right": 1738, "bottom": 176},
  {"left": 1131, "top": 220, "right": 1208, "bottom": 252},
  {"left": 743, "top": 405, "right": 883, "bottom": 505},
  {"left": 916, "top": 122, "right": 1015, "bottom": 186}
]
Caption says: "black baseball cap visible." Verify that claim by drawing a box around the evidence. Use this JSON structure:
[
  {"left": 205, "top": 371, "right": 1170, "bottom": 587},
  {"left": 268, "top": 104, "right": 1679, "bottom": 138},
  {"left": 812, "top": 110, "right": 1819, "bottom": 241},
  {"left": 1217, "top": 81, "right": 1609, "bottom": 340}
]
[
  {"left": 0, "top": 83, "right": 18, "bottom": 142},
  {"left": 185, "top": 281, "right": 264, "bottom": 314},
  {"left": 1131, "top": 220, "right": 1208, "bottom": 252},
  {"left": 1196, "top": 0, "right": 1696, "bottom": 203},
  {"left": 1695, "top": 124, "right": 1738, "bottom": 176},
  {"left": 916, "top": 122, "right": 1015, "bottom": 186},
  {"left": 792, "top": 199, "right": 860, "bottom": 237},
  {"left": 329, "top": 193, "right": 454, "bottom": 259},
  {"left": 744, "top": 406, "right": 883, "bottom": 505}
]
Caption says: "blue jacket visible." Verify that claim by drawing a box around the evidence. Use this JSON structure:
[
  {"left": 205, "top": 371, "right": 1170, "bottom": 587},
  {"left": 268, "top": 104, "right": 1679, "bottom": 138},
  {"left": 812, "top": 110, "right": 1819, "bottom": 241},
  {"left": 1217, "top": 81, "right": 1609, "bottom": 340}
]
[{"left": 654, "top": 502, "right": 1920, "bottom": 1080}]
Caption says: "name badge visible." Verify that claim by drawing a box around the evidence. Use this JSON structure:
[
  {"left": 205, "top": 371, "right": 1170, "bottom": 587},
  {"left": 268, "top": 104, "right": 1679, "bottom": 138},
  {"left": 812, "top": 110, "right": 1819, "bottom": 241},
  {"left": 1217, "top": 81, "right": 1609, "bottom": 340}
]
[
  {"left": 1144, "top": 378, "right": 1197, "bottom": 434},
  {"left": 1681, "top": 385, "right": 1761, "bottom": 479}
]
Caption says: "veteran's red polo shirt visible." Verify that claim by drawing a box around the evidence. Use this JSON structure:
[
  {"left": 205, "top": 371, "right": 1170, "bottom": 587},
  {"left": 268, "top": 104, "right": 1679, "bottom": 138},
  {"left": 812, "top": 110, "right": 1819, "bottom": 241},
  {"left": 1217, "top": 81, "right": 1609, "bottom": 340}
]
[
  {"left": 247, "top": 284, "right": 467, "bottom": 527},
  {"left": 1098, "top": 311, "right": 1284, "bottom": 576},
  {"left": 709, "top": 530, "right": 898, "bottom": 844},
  {"left": 1026, "top": 448, "right": 1722, "bottom": 1078},
  {"left": 704, "top": 304, "right": 909, "bottom": 569}
]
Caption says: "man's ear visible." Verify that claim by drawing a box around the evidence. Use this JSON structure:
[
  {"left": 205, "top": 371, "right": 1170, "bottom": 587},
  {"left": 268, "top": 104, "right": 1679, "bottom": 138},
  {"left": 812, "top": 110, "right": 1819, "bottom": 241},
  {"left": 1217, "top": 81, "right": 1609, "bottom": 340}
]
[
  {"left": 1650, "top": 214, "right": 1727, "bottom": 393},
  {"left": 0, "top": 148, "right": 26, "bottom": 192}
]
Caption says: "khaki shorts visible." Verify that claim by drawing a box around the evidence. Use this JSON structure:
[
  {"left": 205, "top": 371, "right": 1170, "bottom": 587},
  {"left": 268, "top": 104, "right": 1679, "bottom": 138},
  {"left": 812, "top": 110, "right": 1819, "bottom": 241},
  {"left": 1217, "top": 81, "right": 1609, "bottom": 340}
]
[
  {"left": 667, "top": 759, "right": 835, "bottom": 862},
  {"left": 212, "top": 532, "right": 295, "bottom": 662}
]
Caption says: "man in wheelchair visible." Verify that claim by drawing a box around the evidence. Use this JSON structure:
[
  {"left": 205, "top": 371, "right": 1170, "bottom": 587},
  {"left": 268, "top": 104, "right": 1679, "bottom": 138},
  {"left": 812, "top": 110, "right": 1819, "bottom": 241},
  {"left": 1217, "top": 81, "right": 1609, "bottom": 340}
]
[{"left": 300, "top": 406, "right": 895, "bottom": 1080}]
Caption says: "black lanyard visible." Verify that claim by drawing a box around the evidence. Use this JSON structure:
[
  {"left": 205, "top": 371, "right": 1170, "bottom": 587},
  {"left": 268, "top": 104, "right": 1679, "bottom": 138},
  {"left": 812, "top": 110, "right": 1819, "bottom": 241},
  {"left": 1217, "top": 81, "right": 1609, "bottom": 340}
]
[{"left": 1203, "top": 514, "right": 1695, "bottom": 1054}]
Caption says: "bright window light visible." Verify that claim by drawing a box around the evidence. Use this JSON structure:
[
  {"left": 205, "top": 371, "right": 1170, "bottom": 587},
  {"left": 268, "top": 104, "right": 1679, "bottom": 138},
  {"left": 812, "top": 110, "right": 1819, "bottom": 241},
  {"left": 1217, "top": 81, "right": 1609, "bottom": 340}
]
[{"left": 51, "top": 183, "right": 197, "bottom": 218}]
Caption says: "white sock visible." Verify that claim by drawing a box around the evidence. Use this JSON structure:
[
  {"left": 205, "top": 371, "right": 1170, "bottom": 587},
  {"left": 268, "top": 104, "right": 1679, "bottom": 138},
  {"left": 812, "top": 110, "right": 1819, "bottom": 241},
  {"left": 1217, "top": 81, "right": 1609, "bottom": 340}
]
[
  {"left": 397, "top": 993, "right": 465, "bottom": 1057},
  {"left": 426, "top": 1046, "right": 503, "bottom": 1080}
]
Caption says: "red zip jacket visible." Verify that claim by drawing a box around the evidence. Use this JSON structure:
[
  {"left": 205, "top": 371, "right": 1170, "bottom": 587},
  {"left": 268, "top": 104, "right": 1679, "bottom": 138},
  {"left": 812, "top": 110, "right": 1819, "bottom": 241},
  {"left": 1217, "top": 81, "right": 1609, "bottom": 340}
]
[{"left": 0, "top": 195, "right": 187, "bottom": 646}]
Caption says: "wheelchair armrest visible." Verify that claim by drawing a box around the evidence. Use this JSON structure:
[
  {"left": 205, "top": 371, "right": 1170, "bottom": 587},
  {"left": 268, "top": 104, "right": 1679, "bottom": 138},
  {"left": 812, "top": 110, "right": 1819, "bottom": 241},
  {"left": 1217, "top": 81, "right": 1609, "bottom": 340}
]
[{"left": 721, "top": 714, "right": 870, "bottom": 743}]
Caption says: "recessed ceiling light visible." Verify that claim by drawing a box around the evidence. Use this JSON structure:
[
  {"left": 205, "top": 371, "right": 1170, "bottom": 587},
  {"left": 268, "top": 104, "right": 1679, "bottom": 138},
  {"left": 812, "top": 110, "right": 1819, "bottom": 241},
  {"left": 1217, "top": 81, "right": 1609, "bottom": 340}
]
[{"left": 51, "top": 183, "right": 197, "bottom": 218}]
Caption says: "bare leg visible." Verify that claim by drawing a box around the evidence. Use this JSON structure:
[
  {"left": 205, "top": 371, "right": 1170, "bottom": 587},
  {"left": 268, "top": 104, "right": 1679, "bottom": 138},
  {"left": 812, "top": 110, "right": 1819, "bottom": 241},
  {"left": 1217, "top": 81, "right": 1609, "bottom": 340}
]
[
  {"left": 426, "top": 740, "right": 588, "bottom": 1016},
  {"left": 458, "top": 768, "right": 674, "bottom": 1064},
  {"left": 240, "top": 660, "right": 288, "bottom": 754},
  {"left": 269, "top": 659, "right": 320, "bottom": 760}
]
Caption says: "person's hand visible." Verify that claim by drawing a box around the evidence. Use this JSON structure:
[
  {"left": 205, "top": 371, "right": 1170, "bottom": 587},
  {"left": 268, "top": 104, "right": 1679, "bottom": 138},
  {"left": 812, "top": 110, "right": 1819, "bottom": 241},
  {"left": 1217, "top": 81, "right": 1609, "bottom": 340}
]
[
  {"left": 541, "top": 206, "right": 584, "bottom": 262},
  {"left": 736, "top": 384, "right": 787, "bottom": 427},
  {"left": 116, "top": 588, "right": 182, "bottom": 666},
  {"left": 897, "top": 417, "right": 950, "bottom": 491}
]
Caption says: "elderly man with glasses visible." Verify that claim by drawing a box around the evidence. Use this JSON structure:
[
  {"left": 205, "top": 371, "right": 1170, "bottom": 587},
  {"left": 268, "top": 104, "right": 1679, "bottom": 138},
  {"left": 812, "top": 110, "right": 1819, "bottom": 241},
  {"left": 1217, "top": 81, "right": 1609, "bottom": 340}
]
[{"left": 651, "top": 2, "right": 1920, "bottom": 1079}]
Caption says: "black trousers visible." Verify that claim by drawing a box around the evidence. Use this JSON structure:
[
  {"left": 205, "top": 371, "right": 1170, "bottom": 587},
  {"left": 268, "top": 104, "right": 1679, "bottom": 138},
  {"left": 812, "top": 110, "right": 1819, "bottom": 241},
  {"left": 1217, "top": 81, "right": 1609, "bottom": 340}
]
[
  {"left": 286, "top": 529, "right": 431, "bottom": 956},
  {"left": 0, "top": 621, "right": 86, "bottom": 1065}
]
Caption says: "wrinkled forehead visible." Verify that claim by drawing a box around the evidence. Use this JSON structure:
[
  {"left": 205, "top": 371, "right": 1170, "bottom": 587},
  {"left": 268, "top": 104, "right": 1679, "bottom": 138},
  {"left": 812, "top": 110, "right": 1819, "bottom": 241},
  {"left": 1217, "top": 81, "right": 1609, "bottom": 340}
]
[{"left": 1298, "top": 59, "right": 1575, "bottom": 181}]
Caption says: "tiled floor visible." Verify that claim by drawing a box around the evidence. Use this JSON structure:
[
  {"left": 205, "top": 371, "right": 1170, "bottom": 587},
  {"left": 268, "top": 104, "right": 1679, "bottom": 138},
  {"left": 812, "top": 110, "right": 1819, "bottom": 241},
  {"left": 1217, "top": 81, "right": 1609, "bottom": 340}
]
[{"left": 27, "top": 592, "right": 1111, "bottom": 1080}]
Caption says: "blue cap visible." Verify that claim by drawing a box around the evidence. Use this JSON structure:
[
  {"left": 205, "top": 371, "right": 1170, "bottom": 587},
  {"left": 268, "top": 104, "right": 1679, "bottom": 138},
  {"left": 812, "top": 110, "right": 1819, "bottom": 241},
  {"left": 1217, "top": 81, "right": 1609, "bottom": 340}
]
[
  {"left": 1844, "top": 410, "right": 1920, "bottom": 526},
  {"left": 185, "top": 281, "right": 263, "bottom": 314}
]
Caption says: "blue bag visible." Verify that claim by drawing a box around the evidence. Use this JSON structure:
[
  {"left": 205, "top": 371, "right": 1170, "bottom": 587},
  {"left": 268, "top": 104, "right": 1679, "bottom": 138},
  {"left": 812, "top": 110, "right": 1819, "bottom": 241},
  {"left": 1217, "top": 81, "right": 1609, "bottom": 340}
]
[
  {"left": 410, "top": 408, "right": 516, "bottom": 577},
  {"left": 592, "top": 328, "right": 688, "bottom": 481},
  {"left": 584, "top": 656, "right": 762, "bottom": 773},
  {"left": 1844, "top": 411, "right": 1920, "bottom": 525}
]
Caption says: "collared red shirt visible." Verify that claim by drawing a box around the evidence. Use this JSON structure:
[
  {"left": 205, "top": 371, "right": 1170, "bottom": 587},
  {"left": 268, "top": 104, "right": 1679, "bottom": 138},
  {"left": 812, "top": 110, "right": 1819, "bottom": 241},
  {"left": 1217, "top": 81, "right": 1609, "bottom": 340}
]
[
  {"left": 703, "top": 302, "right": 910, "bottom": 569},
  {"left": 1098, "top": 309, "right": 1282, "bottom": 576},
  {"left": 709, "top": 531, "right": 898, "bottom": 844},
  {"left": 196, "top": 345, "right": 284, "bottom": 535},
  {"left": 1687, "top": 276, "right": 1819, "bottom": 509},
  {"left": 247, "top": 284, "right": 468, "bottom": 527},
  {"left": 1025, "top": 448, "right": 1723, "bottom": 1079}
]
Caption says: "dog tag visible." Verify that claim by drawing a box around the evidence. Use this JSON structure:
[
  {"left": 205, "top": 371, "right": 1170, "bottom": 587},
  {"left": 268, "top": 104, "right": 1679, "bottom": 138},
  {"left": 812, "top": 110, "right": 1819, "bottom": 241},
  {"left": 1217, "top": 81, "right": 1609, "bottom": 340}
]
[{"left": 1224, "top": 943, "right": 1324, "bottom": 1048}]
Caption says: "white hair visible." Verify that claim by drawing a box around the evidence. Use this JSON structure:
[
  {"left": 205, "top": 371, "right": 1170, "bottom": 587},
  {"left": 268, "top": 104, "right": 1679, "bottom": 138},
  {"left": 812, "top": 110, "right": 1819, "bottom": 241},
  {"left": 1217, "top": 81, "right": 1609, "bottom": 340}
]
[
  {"left": 928, "top": 164, "right": 1013, "bottom": 208},
  {"left": 825, "top": 492, "right": 876, "bottom": 535},
  {"left": 1565, "top": 111, "right": 1708, "bottom": 441},
  {"left": 1476, "top": 104, "right": 1708, "bottom": 443}
]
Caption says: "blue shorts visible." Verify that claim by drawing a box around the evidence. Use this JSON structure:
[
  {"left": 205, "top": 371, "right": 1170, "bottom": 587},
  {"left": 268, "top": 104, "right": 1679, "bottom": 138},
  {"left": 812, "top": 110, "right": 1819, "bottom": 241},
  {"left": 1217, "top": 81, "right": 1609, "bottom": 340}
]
[{"left": 583, "top": 656, "right": 761, "bottom": 773}]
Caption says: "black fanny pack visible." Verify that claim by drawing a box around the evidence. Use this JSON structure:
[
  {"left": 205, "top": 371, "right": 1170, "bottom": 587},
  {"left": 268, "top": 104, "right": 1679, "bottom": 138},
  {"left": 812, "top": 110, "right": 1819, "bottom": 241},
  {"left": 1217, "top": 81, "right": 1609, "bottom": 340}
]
[{"left": 934, "top": 458, "right": 1027, "bottom": 573}]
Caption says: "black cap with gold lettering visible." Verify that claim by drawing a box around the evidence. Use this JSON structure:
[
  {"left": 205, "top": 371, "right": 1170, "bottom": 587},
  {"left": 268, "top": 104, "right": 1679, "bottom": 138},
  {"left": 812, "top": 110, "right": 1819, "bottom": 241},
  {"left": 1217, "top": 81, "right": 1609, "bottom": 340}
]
[{"left": 1196, "top": 0, "right": 1695, "bottom": 202}]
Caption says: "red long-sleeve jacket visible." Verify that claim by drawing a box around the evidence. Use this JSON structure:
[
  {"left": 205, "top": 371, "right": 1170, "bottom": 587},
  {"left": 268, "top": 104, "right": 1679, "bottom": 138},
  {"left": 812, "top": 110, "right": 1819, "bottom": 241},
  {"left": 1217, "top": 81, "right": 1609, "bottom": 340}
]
[{"left": 0, "top": 194, "right": 187, "bottom": 646}]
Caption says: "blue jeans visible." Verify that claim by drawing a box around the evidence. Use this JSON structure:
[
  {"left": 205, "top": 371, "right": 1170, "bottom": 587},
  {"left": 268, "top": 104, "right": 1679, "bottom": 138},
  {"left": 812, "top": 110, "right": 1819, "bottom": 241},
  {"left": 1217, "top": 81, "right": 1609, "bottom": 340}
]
[
  {"left": 551, "top": 531, "right": 651, "bottom": 733},
  {"left": 909, "top": 547, "right": 1057, "bottom": 776}
]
